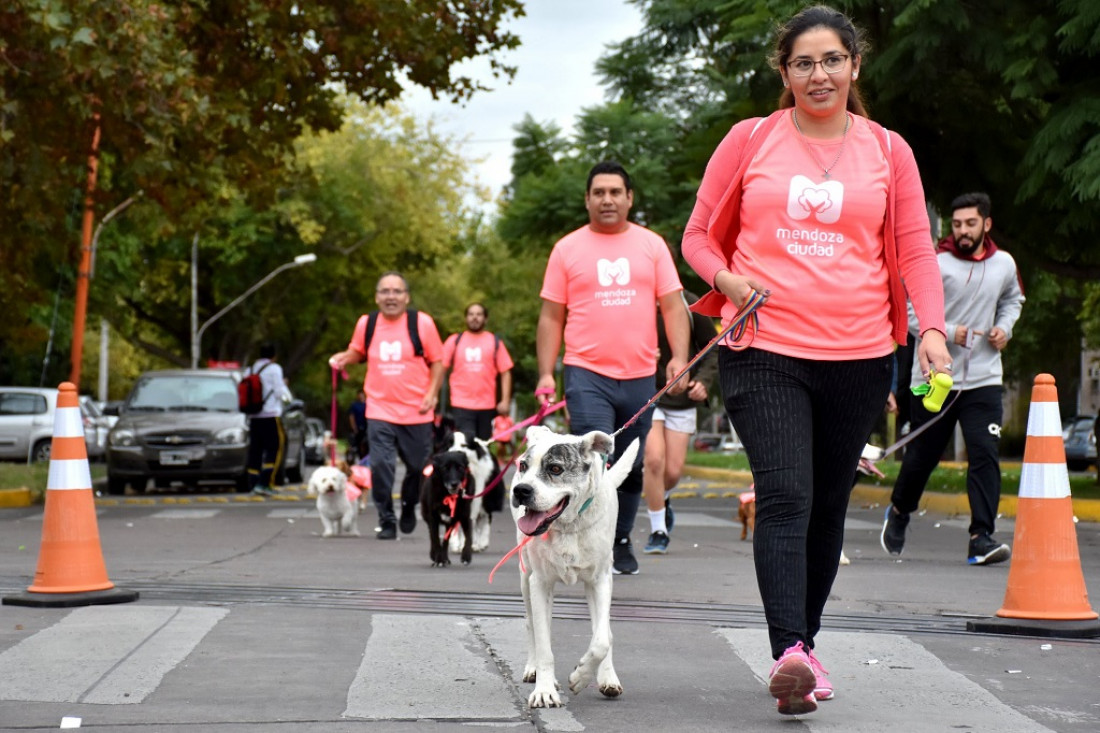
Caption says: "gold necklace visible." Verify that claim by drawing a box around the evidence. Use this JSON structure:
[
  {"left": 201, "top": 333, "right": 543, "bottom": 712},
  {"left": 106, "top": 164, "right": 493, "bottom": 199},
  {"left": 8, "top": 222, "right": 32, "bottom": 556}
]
[{"left": 792, "top": 109, "right": 850, "bottom": 181}]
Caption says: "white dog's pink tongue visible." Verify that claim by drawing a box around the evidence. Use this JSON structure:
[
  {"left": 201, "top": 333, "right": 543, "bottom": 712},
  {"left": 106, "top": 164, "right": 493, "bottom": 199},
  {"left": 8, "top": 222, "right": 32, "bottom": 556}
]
[
  {"left": 517, "top": 509, "right": 549, "bottom": 536},
  {"left": 517, "top": 498, "right": 568, "bottom": 536}
]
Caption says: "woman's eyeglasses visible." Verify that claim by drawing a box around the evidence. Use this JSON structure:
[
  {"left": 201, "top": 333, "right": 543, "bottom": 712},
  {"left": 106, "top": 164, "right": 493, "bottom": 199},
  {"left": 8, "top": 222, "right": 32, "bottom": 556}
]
[{"left": 786, "top": 54, "right": 850, "bottom": 77}]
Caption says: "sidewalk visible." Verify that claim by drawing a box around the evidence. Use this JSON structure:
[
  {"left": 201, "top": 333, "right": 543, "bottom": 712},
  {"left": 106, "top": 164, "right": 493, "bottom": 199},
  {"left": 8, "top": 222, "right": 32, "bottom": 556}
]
[{"left": 681, "top": 464, "right": 1100, "bottom": 523}]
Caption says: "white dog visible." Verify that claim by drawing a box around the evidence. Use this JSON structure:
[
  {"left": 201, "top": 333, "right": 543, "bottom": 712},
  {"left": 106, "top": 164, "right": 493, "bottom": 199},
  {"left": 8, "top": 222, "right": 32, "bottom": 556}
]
[
  {"left": 310, "top": 466, "right": 360, "bottom": 538},
  {"left": 447, "top": 432, "right": 503, "bottom": 554},
  {"left": 509, "top": 425, "right": 639, "bottom": 709}
]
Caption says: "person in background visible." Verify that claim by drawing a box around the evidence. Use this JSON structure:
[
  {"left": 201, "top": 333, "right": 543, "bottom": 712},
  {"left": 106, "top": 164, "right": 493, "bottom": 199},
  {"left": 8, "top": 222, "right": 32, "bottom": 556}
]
[
  {"left": 680, "top": 5, "right": 951, "bottom": 716},
  {"left": 642, "top": 291, "right": 718, "bottom": 555},
  {"left": 882, "top": 192, "right": 1025, "bottom": 565},
  {"left": 442, "top": 302, "right": 514, "bottom": 441},
  {"left": 347, "top": 388, "right": 368, "bottom": 461},
  {"left": 536, "top": 160, "right": 691, "bottom": 576},
  {"left": 328, "top": 272, "right": 445, "bottom": 540},
  {"left": 246, "top": 342, "right": 290, "bottom": 497}
]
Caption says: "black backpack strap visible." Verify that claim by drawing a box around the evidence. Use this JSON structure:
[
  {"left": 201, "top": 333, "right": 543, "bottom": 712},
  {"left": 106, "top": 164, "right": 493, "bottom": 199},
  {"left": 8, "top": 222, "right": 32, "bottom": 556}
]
[
  {"left": 361, "top": 311, "right": 380, "bottom": 354},
  {"left": 361, "top": 309, "right": 425, "bottom": 361},
  {"left": 446, "top": 331, "right": 464, "bottom": 369},
  {"left": 406, "top": 308, "right": 423, "bottom": 357}
]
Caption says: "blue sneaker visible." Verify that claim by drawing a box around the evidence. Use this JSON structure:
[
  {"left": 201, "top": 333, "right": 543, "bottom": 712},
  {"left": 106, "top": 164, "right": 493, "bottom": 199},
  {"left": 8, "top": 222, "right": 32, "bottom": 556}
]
[{"left": 643, "top": 530, "right": 670, "bottom": 555}]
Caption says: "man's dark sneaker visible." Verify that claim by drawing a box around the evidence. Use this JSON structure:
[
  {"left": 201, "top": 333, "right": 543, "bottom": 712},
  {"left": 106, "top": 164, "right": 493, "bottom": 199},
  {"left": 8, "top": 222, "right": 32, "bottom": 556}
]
[
  {"left": 377, "top": 522, "right": 397, "bottom": 540},
  {"left": 643, "top": 530, "right": 670, "bottom": 555},
  {"left": 399, "top": 504, "right": 417, "bottom": 534},
  {"left": 880, "top": 505, "right": 909, "bottom": 556},
  {"left": 665, "top": 498, "right": 675, "bottom": 535},
  {"left": 968, "top": 534, "right": 1011, "bottom": 565},
  {"left": 612, "top": 536, "right": 639, "bottom": 575}
]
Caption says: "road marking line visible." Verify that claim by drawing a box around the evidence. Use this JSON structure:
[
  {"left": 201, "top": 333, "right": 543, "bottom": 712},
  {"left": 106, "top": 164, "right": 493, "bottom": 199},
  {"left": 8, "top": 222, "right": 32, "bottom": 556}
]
[{"left": 0, "top": 606, "right": 227, "bottom": 704}]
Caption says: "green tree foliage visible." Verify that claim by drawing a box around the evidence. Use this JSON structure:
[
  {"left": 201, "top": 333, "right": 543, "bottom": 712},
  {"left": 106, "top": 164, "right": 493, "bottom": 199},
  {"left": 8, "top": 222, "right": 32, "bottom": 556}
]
[
  {"left": 0, "top": 0, "right": 522, "bottom": 387},
  {"left": 84, "top": 101, "right": 483, "bottom": 406}
]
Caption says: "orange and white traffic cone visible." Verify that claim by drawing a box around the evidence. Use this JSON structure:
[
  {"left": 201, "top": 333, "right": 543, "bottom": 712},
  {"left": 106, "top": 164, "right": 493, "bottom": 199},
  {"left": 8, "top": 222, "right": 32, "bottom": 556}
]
[
  {"left": 2, "top": 383, "right": 138, "bottom": 608},
  {"left": 967, "top": 374, "right": 1099, "bottom": 638}
]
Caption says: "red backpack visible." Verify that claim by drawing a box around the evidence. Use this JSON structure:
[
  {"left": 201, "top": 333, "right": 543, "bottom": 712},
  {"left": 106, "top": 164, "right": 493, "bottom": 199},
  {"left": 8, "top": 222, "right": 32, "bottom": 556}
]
[{"left": 237, "top": 363, "right": 271, "bottom": 414}]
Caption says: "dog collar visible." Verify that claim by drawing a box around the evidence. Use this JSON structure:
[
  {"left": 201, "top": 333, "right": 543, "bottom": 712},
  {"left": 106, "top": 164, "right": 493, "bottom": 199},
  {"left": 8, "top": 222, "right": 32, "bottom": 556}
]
[{"left": 576, "top": 496, "right": 594, "bottom": 515}]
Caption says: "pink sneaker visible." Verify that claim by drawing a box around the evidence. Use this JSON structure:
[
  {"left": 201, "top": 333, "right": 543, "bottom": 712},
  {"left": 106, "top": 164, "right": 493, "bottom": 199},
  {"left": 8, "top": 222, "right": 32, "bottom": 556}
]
[
  {"left": 768, "top": 641, "right": 818, "bottom": 715},
  {"left": 807, "top": 648, "right": 834, "bottom": 701}
]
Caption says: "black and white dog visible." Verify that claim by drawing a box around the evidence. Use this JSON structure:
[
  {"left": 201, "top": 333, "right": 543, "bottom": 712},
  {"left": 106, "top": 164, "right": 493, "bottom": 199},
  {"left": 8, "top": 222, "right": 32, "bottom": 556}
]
[
  {"left": 509, "top": 425, "right": 640, "bottom": 708},
  {"left": 446, "top": 432, "right": 504, "bottom": 555},
  {"left": 419, "top": 440, "right": 474, "bottom": 567}
]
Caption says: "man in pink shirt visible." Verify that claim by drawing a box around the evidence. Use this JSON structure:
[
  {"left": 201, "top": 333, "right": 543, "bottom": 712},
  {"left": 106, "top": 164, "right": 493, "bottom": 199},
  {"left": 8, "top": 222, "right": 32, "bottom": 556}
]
[
  {"left": 537, "top": 161, "right": 691, "bottom": 575},
  {"left": 329, "top": 272, "right": 445, "bottom": 540},
  {"left": 442, "top": 302, "right": 514, "bottom": 442}
]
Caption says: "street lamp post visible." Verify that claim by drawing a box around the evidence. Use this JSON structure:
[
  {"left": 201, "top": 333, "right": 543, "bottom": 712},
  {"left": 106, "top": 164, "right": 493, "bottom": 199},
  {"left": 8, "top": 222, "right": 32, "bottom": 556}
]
[{"left": 190, "top": 253, "right": 318, "bottom": 368}]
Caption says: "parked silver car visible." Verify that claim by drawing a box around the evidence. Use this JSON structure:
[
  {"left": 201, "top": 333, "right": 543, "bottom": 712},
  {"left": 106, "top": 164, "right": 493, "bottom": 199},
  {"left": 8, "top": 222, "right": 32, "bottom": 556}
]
[
  {"left": 1063, "top": 415, "right": 1097, "bottom": 472},
  {"left": 303, "top": 417, "right": 328, "bottom": 465},
  {"left": 0, "top": 386, "right": 104, "bottom": 462},
  {"left": 106, "top": 369, "right": 306, "bottom": 494}
]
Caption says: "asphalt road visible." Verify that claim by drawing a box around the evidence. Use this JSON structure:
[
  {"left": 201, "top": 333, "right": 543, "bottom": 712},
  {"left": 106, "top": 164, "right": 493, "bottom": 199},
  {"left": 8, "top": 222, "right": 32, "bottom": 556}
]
[{"left": 1, "top": 468, "right": 1099, "bottom": 732}]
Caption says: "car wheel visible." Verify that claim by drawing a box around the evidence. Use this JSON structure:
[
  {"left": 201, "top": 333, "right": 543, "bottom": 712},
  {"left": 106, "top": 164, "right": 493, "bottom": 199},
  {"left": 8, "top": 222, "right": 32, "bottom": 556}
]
[
  {"left": 1067, "top": 459, "right": 1087, "bottom": 471},
  {"left": 235, "top": 474, "right": 250, "bottom": 493},
  {"left": 31, "top": 439, "right": 51, "bottom": 463},
  {"left": 107, "top": 476, "right": 128, "bottom": 495}
]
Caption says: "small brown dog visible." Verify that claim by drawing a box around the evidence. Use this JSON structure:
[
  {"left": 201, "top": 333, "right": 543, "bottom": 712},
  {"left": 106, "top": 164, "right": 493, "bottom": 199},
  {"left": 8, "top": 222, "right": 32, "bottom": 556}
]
[{"left": 738, "top": 488, "right": 756, "bottom": 541}]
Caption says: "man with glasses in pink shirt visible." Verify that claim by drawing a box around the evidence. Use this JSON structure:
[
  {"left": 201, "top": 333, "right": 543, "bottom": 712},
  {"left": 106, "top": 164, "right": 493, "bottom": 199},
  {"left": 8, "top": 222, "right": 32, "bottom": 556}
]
[
  {"left": 329, "top": 272, "right": 446, "bottom": 540},
  {"left": 536, "top": 161, "right": 691, "bottom": 575}
]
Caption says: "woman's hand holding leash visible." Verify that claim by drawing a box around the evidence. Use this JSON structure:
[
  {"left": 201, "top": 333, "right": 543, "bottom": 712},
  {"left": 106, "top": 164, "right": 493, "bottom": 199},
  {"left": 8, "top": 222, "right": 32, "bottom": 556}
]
[{"left": 714, "top": 270, "right": 769, "bottom": 309}]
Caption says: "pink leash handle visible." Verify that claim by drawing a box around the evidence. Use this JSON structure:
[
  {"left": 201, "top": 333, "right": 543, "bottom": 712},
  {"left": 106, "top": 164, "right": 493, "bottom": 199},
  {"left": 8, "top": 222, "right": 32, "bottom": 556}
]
[{"left": 329, "top": 364, "right": 349, "bottom": 465}]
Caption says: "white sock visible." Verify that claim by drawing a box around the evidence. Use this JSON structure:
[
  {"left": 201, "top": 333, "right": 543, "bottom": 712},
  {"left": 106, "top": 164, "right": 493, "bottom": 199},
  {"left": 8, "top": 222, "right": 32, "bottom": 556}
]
[{"left": 648, "top": 508, "right": 667, "bottom": 535}]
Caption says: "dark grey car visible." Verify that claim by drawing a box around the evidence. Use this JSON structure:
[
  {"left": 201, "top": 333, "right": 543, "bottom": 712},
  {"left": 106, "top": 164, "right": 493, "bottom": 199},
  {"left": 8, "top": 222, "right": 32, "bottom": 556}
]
[
  {"left": 1063, "top": 415, "right": 1097, "bottom": 472},
  {"left": 106, "top": 369, "right": 306, "bottom": 494}
]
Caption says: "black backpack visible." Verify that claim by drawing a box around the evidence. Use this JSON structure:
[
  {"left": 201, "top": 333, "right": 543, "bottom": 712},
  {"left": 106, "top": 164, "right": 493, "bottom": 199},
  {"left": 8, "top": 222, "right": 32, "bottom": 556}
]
[{"left": 359, "top": 309, "right": 425, "bottom": 362}]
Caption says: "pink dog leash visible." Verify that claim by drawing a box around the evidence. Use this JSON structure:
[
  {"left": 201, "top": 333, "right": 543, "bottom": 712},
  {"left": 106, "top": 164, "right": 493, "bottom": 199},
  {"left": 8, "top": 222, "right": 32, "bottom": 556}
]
[{"left": 329, "top": 364, "right": 349, "bottom": 466}]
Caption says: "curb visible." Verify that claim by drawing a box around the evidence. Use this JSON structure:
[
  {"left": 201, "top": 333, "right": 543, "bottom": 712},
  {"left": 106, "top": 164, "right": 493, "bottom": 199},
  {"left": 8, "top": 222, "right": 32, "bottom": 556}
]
[
  {"left": 681, "top": 465, "right": 1100, "bottom": 523},
  {"left": 0, "top": 488, "right": 32, "bottom": 509}
]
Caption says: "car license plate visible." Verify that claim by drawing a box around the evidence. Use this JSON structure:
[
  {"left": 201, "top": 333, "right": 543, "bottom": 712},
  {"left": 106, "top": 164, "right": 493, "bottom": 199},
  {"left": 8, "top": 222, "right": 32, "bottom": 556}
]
[{"left": 160, "top": 451, "right": 192, "bottom": 466}]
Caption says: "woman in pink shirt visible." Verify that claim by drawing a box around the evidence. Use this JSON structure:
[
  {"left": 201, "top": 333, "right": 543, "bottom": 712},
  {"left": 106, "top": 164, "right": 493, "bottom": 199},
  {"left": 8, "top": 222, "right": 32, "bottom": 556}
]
[{"left": 681, "top": 5, "right": 951, "bottom": 717}]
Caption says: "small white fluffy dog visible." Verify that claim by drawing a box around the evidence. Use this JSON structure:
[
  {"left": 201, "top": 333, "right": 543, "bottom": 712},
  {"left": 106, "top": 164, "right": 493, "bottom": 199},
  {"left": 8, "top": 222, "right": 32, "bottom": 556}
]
[
  {"left": 310, "top": 466, "right": 360, "bottom": 538},
  {"left": 447, "top": 432, "right": 501, "bottom": 554},
  {"left": 509, "top": 425, "right": 639, "bottom": 709}
]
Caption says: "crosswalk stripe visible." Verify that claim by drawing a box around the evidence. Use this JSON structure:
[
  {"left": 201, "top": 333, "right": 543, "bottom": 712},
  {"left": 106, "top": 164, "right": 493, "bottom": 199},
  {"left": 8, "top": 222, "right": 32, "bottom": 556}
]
[
  {"left": 718, "top": 629, "right": 1054, "bottom": 732},
  {"left": 0, "top": 606, "right": 226, "bottom": 704},
  {"left": 344, "top": 613, "right": 519, "bottom": 720},
  {"left": 0, "top": 605, "right": 1072, "bottom": 730},
  {"left": 479, "top": 617, "right": 585, "bottom": 731},
  {"left": 151, "top": 509, "right": 220, "bottom": 519}
]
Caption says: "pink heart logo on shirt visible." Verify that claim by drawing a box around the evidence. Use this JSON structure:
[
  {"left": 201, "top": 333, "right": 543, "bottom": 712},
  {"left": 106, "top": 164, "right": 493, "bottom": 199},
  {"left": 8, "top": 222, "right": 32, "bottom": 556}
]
[{"left": 798, "top": 187, "right": 834, "bottom": 215}]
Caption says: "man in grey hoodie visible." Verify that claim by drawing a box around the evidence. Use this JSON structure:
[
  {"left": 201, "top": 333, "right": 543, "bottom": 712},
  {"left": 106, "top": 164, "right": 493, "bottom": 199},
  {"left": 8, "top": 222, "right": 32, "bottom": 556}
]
[{"left": 881, "top": 192, "right": 1025, "bottom": 565}]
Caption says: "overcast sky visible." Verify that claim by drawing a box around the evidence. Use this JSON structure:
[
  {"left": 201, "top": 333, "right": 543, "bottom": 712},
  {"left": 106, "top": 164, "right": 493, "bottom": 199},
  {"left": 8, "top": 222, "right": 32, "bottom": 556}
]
[{"left": 400, "top": 1, "right": 644, "bottom": 209}]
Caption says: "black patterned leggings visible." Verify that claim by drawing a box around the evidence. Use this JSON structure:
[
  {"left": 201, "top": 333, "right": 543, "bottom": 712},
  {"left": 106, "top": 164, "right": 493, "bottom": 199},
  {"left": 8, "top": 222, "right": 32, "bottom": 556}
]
[{"left": 719, "top": 347, "right": 893, "bottom": 659}]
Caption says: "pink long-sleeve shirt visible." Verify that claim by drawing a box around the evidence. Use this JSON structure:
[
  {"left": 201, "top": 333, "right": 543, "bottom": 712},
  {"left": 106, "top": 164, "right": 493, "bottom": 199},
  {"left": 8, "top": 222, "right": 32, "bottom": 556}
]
[{"left": 683, "top": 109, "right": 945, "bottom": 358}]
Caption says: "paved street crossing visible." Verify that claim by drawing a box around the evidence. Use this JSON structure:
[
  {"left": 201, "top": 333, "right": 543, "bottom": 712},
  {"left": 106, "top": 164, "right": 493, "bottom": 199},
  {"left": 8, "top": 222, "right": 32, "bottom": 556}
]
[{"left": 0, "top": 604, "right": 1069, "bottom": 731}]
